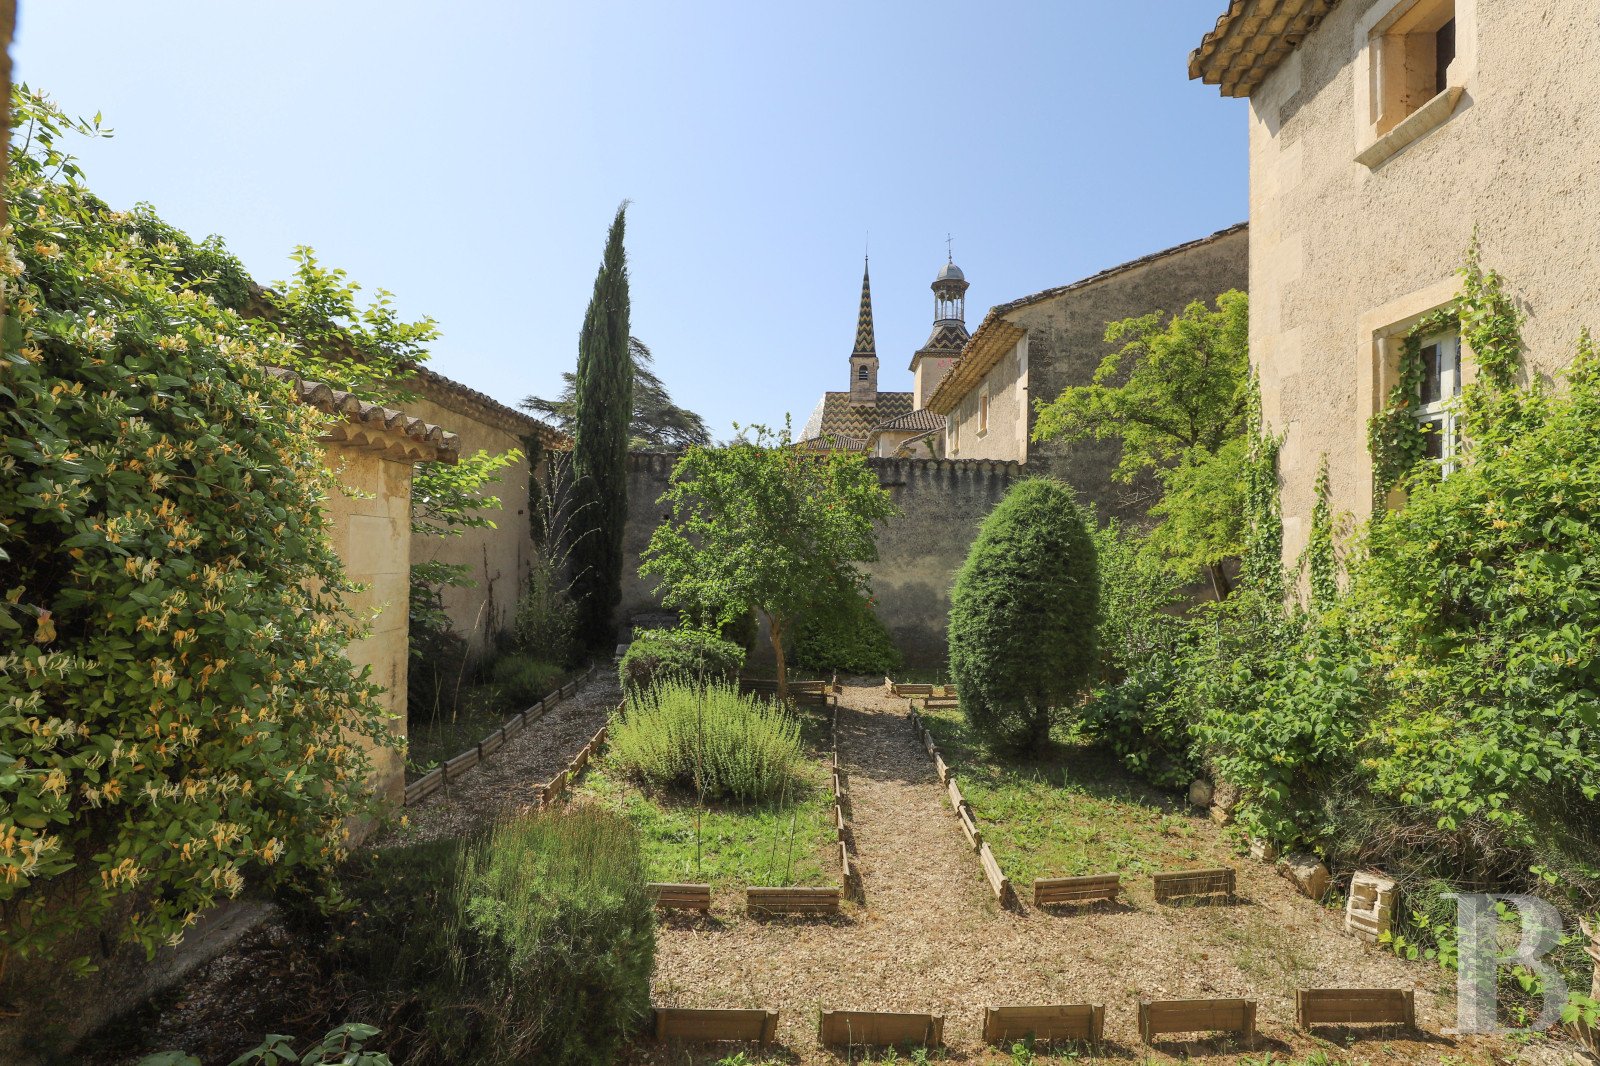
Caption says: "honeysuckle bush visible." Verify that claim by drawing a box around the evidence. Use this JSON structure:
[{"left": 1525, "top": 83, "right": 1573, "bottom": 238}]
[{"left": 0, "top": 88, "right": 392, "bottom": 967}]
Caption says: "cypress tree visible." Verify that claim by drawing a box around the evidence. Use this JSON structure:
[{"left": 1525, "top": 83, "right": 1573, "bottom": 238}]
[{"left": 570, "top": 203, "right": 634, "bottom": 651}]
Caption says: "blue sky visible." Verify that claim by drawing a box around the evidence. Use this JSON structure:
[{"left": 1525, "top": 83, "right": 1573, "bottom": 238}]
[{"left": 15, "top": 2, "right": 1246, "bottom": 441}]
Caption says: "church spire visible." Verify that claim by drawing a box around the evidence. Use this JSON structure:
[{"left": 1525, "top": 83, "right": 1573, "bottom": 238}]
[
  {"left": 853, "top": 258, "right": 876, "bottom": 356},
  {"left": 849, "top": 257, "right": 879, "bottom": 404}
]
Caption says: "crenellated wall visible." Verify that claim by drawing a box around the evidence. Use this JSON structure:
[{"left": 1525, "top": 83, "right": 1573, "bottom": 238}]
[
  {"left": 861, "top": 457, "right": 1022, "bottom": 665},
  {"left": 619, "top": 451, "right": 1022, "bottom": 667}
]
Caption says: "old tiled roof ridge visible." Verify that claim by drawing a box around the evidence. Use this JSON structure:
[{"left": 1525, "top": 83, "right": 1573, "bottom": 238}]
[
  {"left": 1190, "top": 0, "right": 1340, "bottom": 98},
  {"left": 407, "top": 366, "right": 568, "bottom": 448},
  {"left": 925, "top": 223, "right": 1248, "bottom": 415},
  {"left": 267, "top": 366, "right": 461, "bottom": 464},
  {"left": 242, "top": 282, "right": 562, "bottom": 450},
  {"left": 870, "top": 407, "right": 946, "bottom": 434},
  {"left": 990, "top": 222, "right": 1248, "bottom": 320}
]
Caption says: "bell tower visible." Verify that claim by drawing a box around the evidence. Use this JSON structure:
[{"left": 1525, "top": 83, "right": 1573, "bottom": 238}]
[
  {"left": 849, "top": 259, "right": 879, "bottom": 405},
  {"left": 910, "top": 248, "right": 971, "bottom": 409}
]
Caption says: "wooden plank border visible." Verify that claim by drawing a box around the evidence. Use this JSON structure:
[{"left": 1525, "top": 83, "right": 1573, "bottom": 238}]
[
  {"left": 406, "top": 664, "right": 599, "bottom": 806},
  {"left": 905, "top": 712, "right": 1013, "bottom": 905},
  {"left": 745, "top": 886, "right": 841, "bottom": 915},
  {"left": 1034, "top": 874, "right": 1120, "bottom": 907},
  {"left": 819, "top": 1010, "right": 944, "bottom": 1048},
  {"left": 654, "top": 1007, "right": 779, "bottom": 1044},
  {"left": 1139, "top": 998, "right": 1256, "bottom": 1044},
  {"left": 648, "top": 883, "right": 712, "bottom": 912},
  {"left": 1153, "top": 867, "right": 1236, "bottom": 902},
  {"left": 1295, "top": 988, "right": 1416, "bottom": 1029},
  {"left": 983, "top": 1003, "right": 1104, "bottom": 1045}
]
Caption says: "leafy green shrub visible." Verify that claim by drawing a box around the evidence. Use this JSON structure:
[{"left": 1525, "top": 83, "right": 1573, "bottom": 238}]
[
  {"left": 1074, "top": 517, "right": 1198, "bottom": 785},
  {"left": 1189, "top": 592, "right": 1367, "bottom": 848},
  {"left": 0, "top": 89, "right": 389, "bottom": 962},
  {"left": 331, "top": 808, "right": 653, "bottom": 1066},
  {"left": 947, "top": 479, "right": 1100, "bottom": 750},
  {"left": 617, "top": 628, "right": 744, "bottom": 695},
  {"left": 1347, "top": 326, "right": 1600, "bottom": 860},
  {"left": 510, "top": 556, "right": 579, "bottom": 667},
  {"left": 792, "top": 592, "right": 901, "bottom": 676},
  {"left": 610, "top": 681, "right": 803, "bottom": 801},
  {"left": 487, "top": 653, "right": 563, "bottom": 708}
]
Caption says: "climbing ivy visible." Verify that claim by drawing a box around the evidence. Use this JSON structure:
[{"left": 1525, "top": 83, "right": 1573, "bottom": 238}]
[
  {"left": 1239, "top": 377, "right": 1284, "bottom": 599},
  {"left": 1303, "top": 456, "right": 1338, "bottom": 609},
  {"left": 1366, "top": 239, "right": 1524, "bottom": 510}
]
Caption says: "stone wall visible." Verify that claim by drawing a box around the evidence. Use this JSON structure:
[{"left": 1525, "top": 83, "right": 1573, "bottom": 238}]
[
  {"left": 322, "top": 442, "right": 414, "bottom": 804},
  {"left": 1245, "top": 0, "right": 1600, "bottom": 562},
  {"left": 941, "top": 225, "right": 1249, "bottom": 528},
  {"left": 862, "top": 457, "right": 1022, "bottom": 665},
  {"left": 404, "top": 377, "right": 557, "bottom": 652},
  {"left": 619, "top": 451, "right": 1022, "bottom": 667}
]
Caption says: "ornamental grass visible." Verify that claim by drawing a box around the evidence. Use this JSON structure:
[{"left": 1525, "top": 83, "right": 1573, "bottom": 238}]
[{"left": 609, "top": 680, "right": 803, "bottom": 802}]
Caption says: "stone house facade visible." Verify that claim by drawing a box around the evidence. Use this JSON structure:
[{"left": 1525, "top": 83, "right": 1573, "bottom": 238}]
[
  {"left": 402, "top": 367, "right": 566, "bottom": 651},
  {"left": 926, "top": 224, "right": 1249, "bottom": 525},
  {"left": 1191, "top": 0, "right": 1600, "bottom": 562},
  {"left": 274, "top": 370, "right": 461, "bottom": 804}
]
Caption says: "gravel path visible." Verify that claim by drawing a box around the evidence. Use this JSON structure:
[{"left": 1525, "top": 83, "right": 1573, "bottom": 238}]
[
  {"left": 634, "top": 679, "right": 1525, "bottom": 1064},
  {"left": 393, "top": 667, "right": 619, "bottom": 844}
]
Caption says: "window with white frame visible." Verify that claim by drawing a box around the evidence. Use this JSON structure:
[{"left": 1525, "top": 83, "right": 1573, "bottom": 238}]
[
  {"left": 978, "top": 387, "right": 990, "bottom": 435},
  {"left": 1415, "top": 330, "right": 1462, "bottom": 474}
]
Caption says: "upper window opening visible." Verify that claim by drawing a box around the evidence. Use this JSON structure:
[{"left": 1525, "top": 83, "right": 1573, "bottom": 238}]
[
  {"left": 857, "top": 366, "right": 868, "bottom": 381},
  {"left": 1434, "top": 18, "right": 1456, "bottom": 97},
  {"left": 1370, "top": 0, "right": 1457, "bottom": 136}
]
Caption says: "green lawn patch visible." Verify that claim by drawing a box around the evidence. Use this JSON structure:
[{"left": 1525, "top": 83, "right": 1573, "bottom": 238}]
[
  {"left": 582, "top": 702, "right": 836, "bottom": 888},
  {"left": 918, "top": 703, "right": 1217, "bottom": 886}
]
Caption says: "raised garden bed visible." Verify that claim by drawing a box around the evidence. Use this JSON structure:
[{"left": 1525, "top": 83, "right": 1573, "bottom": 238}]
[
  {"left": 577, "top": 698, "right": 837, "bottom": 892},
  {"left": 915, "top": 701, "right": 1217, "bottom": 888}
]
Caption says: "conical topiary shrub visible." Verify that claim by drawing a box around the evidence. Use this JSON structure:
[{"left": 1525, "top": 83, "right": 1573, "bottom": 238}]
[{"left": 947, "top": 478, "right": 1100, "bottom": 751}]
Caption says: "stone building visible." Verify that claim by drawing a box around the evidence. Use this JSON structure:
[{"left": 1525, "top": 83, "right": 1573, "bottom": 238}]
[
  {"left": 1190, "top": 0, "right": 1600, "bottom": 562},
  {"left": 799, "top": 257, "right": 958, "bottom": 455},
  {"left": 800, "top": 261, "right": 916, "bottom": 448},
  {"left": 926, "top": 224, "right": 1249, "bottom": 524},
  {"left": 271, "top": 369, "right": 461, "bottom": 805},
  {"left": 401, "top": 367, "right": 566, "bottom": 651}
]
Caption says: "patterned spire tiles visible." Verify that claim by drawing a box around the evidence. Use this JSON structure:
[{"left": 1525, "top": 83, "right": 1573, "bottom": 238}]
[{"left": 853, "top": 261, "right": 876, "bottom": 357}]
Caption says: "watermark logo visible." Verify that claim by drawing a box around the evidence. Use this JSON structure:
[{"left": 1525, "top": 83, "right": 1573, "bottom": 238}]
[{"left": 1450, "top": 892, "right": 1568, "bottom": 1034}]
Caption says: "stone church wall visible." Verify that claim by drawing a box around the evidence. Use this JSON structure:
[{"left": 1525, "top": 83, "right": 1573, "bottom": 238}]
[{"left": 619, "top": 452, "right": 1022, "bottom": 667}]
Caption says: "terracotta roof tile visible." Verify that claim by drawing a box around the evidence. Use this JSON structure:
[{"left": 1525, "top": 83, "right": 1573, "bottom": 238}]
[
  {"left": 269, "top": 367, "right": 460, "bottom": 464},
  {"left": 1190, "top": 0, "right": 1340, "bottom": 98}
]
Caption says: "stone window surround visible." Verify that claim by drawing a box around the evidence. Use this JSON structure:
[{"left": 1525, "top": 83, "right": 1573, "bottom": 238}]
[
  {"left": 1354, "top": 275, "right": 1469, "bottom": 510},
  {"left": 977, "top": 385, "right": 990, "bottom": 437},
  {"left": 1353, "top": 0, "right": 1477, "bottom": 169}
]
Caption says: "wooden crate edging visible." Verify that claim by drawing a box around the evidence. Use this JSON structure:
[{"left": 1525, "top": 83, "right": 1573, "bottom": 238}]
[
  {"left": 818, "top": 1009, "right": 944, "bottom": 1048},
  {"left": 1139, "top": 998, "right": 1257, "bottom": 1044},
  {"left": 654, "top": 1006, "right": 779, "bottom": 1044},
  {"left": 1153, "top": 867, "right": 1237, "bottom": 902},
  {"left": 1295, "top": 987, "right": 1416, "bottom": 1029},
  {"left": 982, "top": 1003, "right": 1105, "bottom": 1045}
]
